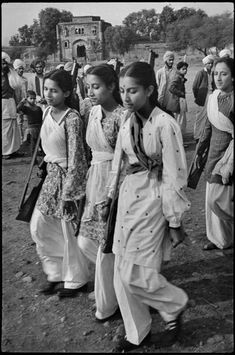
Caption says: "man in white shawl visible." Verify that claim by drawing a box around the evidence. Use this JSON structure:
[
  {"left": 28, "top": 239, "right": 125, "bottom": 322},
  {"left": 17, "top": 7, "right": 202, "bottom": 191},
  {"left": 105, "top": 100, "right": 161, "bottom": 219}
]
[
  {"left": 13, "top": 58, "right": 28, "bottom": 142},
  {"left": 155, "top": 51, "right": 176, "bottom": 117},
  {"left": 2, "top": 52, "right": 22, "bottom": 159}
]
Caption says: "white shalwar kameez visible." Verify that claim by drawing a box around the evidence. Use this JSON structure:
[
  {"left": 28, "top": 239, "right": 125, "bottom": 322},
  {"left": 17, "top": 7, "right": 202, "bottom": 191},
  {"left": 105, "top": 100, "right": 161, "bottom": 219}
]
[
  {"left": 108, "top": 107, "right": 191, "bottom": 345},
  {"left": 78, "top": 104, "right": 124, "bottom": 320},
  {"left": 30, "top": 107, "right": 90, "bottom": 289}
]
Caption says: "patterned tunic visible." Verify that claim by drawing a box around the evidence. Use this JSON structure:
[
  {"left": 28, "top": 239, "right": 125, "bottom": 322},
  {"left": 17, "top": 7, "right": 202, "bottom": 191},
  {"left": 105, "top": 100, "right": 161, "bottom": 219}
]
[
  {"left": 79, "top": 104, "right": 125, "bottom": 243},
  {"left": 109, "top": 107, "right": 191, "bottom": 268},
  {"left": 36, "top": 107, "right": 88, "bottom": 223}
]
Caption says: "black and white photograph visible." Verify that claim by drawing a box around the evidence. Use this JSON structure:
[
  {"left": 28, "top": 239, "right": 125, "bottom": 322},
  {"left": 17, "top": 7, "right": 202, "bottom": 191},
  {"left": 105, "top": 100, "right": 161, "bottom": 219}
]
[{"left": 2, "top": 2, "right": 234, "bottom": 352}]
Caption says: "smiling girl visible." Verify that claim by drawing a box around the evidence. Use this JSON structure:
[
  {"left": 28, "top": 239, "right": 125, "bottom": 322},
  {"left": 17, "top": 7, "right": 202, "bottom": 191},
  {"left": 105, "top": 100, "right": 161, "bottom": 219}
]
[
  {"left": 30, "top": 69, "right": 90, "bottom": 298},
  {"left": 77, "top": 64, "right": 125, "bottom": 322},
  {"left": 104, "top": 61, "right": 191, "bottom": 352}
]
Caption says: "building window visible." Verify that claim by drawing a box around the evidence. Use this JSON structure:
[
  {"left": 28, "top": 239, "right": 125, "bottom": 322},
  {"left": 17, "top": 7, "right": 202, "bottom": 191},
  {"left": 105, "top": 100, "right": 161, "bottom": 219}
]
[
  {"left": 75, "top": 27, "right": 84, "bottom": 35},
  {"left": 92, "top": 26, "right": 97, "bottom": 35},
  {"left": 64, "top": 41, "right": 69, "bottom": 48}
]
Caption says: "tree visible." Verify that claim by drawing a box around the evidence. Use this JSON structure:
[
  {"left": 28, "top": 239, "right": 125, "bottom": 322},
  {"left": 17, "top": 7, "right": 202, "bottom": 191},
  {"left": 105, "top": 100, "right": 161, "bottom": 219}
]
[
  {"left": 123, "top": 9, "right": 160, "bottom": 39},
  {"left": 104, "top": 26, "right": 137, "bottom": 56},
  {"left": 165, "top": 12, "right": 233, "bottom": 55},
  {"left": 9, "top": 7, "right": 73, "bottom": 56},
  {"left": 159, "top": 5, "right": 176, "bottom": 41},
  {"left": 38, "top": 7, "right": 73, "bottom": 54}
]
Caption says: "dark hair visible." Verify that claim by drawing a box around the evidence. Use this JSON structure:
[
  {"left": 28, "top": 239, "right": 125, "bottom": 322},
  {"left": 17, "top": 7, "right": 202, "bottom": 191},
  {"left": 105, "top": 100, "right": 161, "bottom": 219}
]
[
  {"left": 214, "top": 57, "right": 234, "bottom": 80},
  {"left": 86, "top": 63, "right": 122, "bottom": 105},
  {"left": 176, "top": 61, "right": 189, "bottom": 70},
  {"left": 43, "top": 69, "right": 73, "bottom": 107},
  {"left": 119, "top": 62, "right": 158, "bottom": 107},
  {"left": 26, "top": 90, "right": 36, "bottom": 98}
]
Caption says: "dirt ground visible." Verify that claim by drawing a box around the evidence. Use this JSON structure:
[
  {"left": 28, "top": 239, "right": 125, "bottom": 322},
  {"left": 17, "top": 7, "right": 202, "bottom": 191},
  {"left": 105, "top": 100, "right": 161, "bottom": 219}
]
[{"left": 2, "top": 68, "right": 234, "bottom": 353}]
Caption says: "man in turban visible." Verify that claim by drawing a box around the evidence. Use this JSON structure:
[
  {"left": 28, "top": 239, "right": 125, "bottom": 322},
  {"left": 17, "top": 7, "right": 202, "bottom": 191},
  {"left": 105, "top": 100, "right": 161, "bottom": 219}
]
[
  {"left": 13, "top": 59, "right": 28, "bottom": 142},
  {"left": 219, "top": 48, "right": 232, "bottom": 58},
  {"left": 2, "top": 52, "right": 22, "bottom": 159},
  {"left": 155, "top": 51, "right": 176, "bottom": 117},
  {"left": 27, "top": 59, "right": 47, "bottom": 111},
  {"left": 192, "top": 54, "right": 215, "bottom": 143}
]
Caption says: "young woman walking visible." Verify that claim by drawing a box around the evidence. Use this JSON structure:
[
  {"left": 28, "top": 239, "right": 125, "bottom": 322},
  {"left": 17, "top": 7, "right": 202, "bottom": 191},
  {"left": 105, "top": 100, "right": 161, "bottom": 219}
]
[
  {"left": 103, "top": 62, "right": 191, "bottom": 351},
  {"left": 77, "top": 64, "right": 125, "bottom": 322},
  {"left": 30, "top": 69, "right": 90, "bottom": 298}
]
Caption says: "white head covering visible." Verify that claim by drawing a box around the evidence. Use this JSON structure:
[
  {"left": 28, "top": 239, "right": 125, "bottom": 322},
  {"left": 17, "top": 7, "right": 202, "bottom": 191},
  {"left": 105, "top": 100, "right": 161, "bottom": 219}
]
[
  {"left": 202, "top": 55, "right": 214, "bottom": 65},
  {"left": 83, "top": 64, "right": 92, "bottom": 74},
  {"left": 163, "top": 51, "right": 174, "bottom": 62},
  {"left": 2, "top": 51, "right": 11, "bottom": 63},
  {"left": 64, "top": 62, "right": 74, "bottom": 72},
  {"left": 219, "top": 48, "right": 232, "bottom": 58},
  {"left": 13, "top": 59, "right": 25, "bottom": 69},
  {"left": 56, "top": 63, "right": 64, "bottom": 69}
]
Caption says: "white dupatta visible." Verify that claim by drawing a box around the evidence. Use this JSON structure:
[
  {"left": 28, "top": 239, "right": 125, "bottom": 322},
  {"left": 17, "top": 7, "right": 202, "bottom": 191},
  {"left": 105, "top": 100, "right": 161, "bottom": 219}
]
[{"left": 207, "top": 90, "right": 234, "bottom": 184}]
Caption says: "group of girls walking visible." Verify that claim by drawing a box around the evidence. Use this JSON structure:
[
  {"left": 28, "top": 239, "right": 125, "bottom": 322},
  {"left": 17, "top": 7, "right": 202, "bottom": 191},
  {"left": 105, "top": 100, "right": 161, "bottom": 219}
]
[{"left": 29, "top": 56, "right": 233, "bottom": 352}]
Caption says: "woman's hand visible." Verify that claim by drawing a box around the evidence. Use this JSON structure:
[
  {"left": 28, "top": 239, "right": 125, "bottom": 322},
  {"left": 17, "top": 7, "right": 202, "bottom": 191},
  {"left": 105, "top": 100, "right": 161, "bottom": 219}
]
[
  {"left": 100, "top": 197, "right": 112, "bottom": 222},
  {"left": 169, "top": 226, "right": 186, "bottom": 248}
]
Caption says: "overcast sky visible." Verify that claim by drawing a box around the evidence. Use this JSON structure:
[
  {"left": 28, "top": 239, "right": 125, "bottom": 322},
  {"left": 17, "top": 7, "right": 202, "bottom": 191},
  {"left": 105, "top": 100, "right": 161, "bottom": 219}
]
[{"left": 2, "top": 2, "right": 234, "bottom": 45}]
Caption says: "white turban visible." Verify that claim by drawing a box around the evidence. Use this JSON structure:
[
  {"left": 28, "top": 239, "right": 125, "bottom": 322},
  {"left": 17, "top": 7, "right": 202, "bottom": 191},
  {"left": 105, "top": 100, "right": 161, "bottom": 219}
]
[
  {"left": 202, "top": 55, "right": 214, "bottom": 65},
  {"left": 2, "top": 51, "right": 11, "bottom": 63},
  {"left": 64, "top": 62, "right": 74, "bottom": 72},
  {"left": 56, "top": 63, "right": 64, "bottom": 69},
  {"left": 163, "top": 51, "right": 174, "bottom": 62},
  {"left": 83, "top": 64, "right": 92, "bottom": 74},
  {"left": 219, "top": 49, "right": 232, "bottom": 58},
  {"left": 13, "top": 59, "right": 25, "bottom": 69}
]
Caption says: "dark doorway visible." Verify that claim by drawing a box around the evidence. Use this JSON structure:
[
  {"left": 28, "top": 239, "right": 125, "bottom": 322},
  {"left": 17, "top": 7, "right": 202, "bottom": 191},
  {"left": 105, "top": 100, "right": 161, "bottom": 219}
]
[{"left": 77, "top": 45, "right": 86, "bottom": 58}]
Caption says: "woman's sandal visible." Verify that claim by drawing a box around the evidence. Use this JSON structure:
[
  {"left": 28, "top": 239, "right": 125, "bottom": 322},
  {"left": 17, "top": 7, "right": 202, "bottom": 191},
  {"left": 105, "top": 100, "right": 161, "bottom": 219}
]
[{"left": 203, "top": 242, "right": 219, "bottom": 251}]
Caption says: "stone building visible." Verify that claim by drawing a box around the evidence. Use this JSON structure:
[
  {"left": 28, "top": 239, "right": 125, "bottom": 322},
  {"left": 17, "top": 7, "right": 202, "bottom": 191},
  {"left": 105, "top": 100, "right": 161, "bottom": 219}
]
[{"left": 56, "top": 16, "right": 111, "bottom": 62}]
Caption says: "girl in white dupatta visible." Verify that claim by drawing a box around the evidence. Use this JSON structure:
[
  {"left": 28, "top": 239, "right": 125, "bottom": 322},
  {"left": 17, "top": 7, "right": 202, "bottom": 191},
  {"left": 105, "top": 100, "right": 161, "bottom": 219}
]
[
  {"left": 77, "top": 64, "right": 125, "bottom": 322},
  {"left": 30, "top": 69, "right": 90, "bottom": 297},
  {"left": 202, "top": 57, "right": 234, "bottom": 250}
]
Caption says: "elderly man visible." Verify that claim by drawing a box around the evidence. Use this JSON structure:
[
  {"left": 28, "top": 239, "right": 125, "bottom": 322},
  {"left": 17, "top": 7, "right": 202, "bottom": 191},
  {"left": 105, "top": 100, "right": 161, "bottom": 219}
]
[
  {"left": 27, "top": 59, "right": 47, "bottom": 111},
  {"left": 155, "top": 51, "right": 176, "bottom": 117},
  {"left": 192, "top": 54, "right": 215, "bottom": 142},
  {"left": 2, "top": 52, "right": 22, "bottom": 159},
  {"left": 13, "top": 59, "right": 28, "bottom": 142}
]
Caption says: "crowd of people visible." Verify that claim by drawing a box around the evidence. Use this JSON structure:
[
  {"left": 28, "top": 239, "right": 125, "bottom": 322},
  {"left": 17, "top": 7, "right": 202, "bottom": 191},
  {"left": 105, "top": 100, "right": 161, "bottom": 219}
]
[{"left": 1, "top": 47, "right": 233, "bottom": 352}]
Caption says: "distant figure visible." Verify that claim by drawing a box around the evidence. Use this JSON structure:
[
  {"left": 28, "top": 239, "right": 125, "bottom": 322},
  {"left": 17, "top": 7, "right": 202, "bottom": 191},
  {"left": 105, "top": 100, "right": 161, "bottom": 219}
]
[
  {"left": 168, "top": 61, "right": 189, "bottom": 138},
  {"left": 17, "top": 90, "right": 43, "bottom": 159},
  {"left": 155, "top": 51, "right": 176, "bottom": 117},
  {"left": 192, "top": 54, "right": 215, "bottom": 143},
  {"left": 13, "top": 59, "right": 28, "bottom": 142},
  {"left": 27, "top": 59, "right": 47, "bottom": 111},
  {"left": 219, "top": 48, "right": 232, "bottom": 58},
  {"left": 2, "top": 52, "right": 22, "bottom": 159}
]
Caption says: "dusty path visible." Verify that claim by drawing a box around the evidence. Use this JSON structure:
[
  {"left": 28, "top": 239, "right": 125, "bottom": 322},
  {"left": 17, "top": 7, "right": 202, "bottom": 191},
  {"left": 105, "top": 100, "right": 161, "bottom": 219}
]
[{"left": 2, "top": 132, "right": 233, "bottom": 353}]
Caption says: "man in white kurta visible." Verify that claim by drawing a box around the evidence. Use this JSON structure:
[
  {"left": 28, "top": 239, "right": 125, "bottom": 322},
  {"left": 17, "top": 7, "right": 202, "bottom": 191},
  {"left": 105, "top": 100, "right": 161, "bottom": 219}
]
[{"left": 2, "top": 52, "right": 21, "bottom": 159}]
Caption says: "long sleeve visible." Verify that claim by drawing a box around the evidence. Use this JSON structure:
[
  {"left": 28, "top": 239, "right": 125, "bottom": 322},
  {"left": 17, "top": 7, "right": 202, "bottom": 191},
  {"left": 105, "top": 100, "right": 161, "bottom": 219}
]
[
  {"left": 161, "top": 119, "right": 191, "bottom": 227},
  {"left": 169, "top": 76, "right": 185, "bottom": 98},
  {"left": 192, "top": 71, "right": 202, "bottom": 99},
  {"left": 62, "top": 111, "right": 88, "bottom": 201}
]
